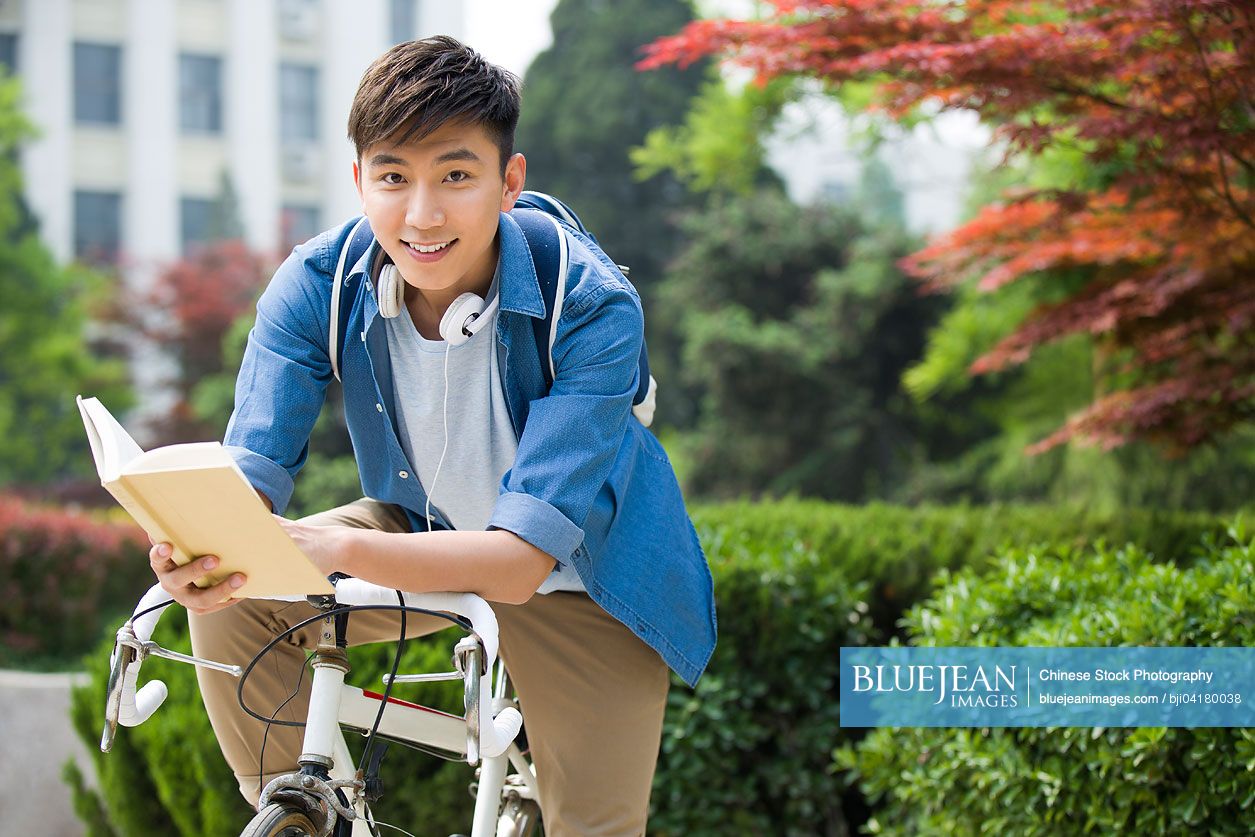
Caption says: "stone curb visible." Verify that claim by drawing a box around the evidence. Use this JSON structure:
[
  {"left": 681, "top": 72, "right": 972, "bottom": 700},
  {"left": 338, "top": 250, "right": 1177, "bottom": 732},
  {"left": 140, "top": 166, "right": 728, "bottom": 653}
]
[{"left": 0, "top": 669, "right": 89, "bottom": 688}]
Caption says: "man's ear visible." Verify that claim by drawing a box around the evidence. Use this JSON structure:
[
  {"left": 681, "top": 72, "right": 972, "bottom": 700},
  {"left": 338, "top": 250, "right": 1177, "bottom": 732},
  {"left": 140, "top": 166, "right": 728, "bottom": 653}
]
[
  {"left": 352, "top": 159, "right": 365, "bottom": 210},
  {"left": 500, "top": 153, "right": 527, "bottom": 212}
]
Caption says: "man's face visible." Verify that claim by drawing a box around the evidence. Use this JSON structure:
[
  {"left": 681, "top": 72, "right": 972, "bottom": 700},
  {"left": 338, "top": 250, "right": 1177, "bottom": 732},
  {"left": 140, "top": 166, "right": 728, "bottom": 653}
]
[{"left": 353, "top": 121, "right": 525, "bottom": 302}]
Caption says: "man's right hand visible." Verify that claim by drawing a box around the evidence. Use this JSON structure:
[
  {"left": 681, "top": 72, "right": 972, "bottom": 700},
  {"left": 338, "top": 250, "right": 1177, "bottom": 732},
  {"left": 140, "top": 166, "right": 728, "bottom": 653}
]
[{"left": 149, "top": 542, "right": 246, "bottom": 615}]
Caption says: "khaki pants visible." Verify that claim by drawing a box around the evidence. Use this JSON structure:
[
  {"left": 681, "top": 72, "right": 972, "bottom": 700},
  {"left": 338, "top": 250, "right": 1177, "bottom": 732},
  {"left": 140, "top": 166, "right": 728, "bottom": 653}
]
[{"left": 189, "top": 499, "right": 670, "bottom": 836}]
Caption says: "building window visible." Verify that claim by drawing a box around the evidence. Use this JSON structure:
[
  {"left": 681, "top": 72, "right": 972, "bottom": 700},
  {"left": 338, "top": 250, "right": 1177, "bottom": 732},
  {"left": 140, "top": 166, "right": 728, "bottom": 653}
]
[
  {"left": 390, "top": 0, "right": 416, "bottom": 44},
  {"left": 277, "top": 0, "right": 319, "bottom": 41},
  {"left": 279, "top": 63, "right": 318, "bottom": 143},
  {"left": 180, "top": 197, "right": 215, "bottom": 254},
  {"left": 180, "top": 53, "right": 223, "bottom": 134},
  {"left": 74, "top": 190, "right": 122, "bottom": 264},
  {"left": 280, "top": 204, "right": 320, "bottom": 249},
  {"left": 74, "top": 43, "right": 122, "bottom": 125},
  {"left": 0, "top": 33, "right": 17, "bottom": 73}
]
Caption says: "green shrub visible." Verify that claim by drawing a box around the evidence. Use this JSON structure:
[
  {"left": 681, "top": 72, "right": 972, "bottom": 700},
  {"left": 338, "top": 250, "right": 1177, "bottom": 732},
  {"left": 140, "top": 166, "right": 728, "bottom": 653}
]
[
  {"left": 651, "top": 540, "right": 873, "bottom": 836},
  {"left": 838, "top": 522, "right": 1255, "bottom": 835},
  {"left": 66, "top": 501, "right": 1228, "bottom": 833},
  {"left": 0, "top": 494, "right": 151, "bottom": 668},
  {"left": 689, "top": 500, "right": 1226, "bottom": 638}
]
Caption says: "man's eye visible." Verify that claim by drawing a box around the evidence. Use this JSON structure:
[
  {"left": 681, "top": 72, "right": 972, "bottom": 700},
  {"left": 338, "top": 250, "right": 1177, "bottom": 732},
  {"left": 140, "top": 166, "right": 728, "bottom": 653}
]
[
  {"left": 446, "top": 170, "right": 471, "bottom": 183},
  {"left": 381, "top": 172, "right": 405, "bottom": 185}
]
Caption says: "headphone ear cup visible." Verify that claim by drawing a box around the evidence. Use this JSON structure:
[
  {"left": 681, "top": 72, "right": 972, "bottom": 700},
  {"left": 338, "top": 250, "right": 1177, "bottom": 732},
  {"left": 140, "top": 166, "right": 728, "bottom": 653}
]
[
  {"left": 439, "top": 293, "right": 487, "bottom": 346},
  {"left": 377, "top": 264, "right": 404, "bottom": 319}
]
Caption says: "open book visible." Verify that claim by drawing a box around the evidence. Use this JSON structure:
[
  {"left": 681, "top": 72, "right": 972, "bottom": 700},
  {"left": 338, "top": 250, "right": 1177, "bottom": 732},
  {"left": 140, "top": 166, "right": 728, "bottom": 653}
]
[{"left": 77, "top": 396, "right": 333, "bottom": 598}]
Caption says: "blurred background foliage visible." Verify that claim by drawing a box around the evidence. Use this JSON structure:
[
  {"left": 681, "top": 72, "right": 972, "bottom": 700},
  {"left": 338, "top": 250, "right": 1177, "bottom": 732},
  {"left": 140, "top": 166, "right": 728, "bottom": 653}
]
[
  {"left": 2, "top": 2, "right": 1247, "bottom": 515},
  {"left": 0, "top": 73, "right": 130, "bottom": 488}
]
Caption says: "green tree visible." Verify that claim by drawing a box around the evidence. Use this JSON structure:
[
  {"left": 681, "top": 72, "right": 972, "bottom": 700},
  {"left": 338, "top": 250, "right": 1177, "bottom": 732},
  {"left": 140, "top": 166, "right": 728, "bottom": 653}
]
[
  {"left": 515, "top": 0, "right": 706, "bottom": 290},
  {"left": 632, "top": 73, "right": 789, "bottom": 196},
  {"left": 659, "top": 187, "right": 945, "bottom": 500},
  {"left": 0, "top": 74, "right": 130, "bottom": 486}
]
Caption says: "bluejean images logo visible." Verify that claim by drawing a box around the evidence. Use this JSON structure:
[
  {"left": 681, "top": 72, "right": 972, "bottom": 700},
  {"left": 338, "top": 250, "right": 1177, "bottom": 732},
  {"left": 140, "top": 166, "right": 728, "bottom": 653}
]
[
  {"left": 840, "top": 647, "right": 1255, "bottom": 728},
  {"left": 851, "top": 663, "right": 1019, "bottom": 708}
]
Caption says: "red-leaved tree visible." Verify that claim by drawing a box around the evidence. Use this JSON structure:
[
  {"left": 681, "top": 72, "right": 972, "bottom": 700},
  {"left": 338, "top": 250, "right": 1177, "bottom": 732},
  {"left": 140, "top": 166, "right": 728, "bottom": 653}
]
[
  {"left": 641, "top": 0, "right": 1254, "bottom": 452},
  {"left": 140, "top": 240, "right": 269, "bottom": 443}
]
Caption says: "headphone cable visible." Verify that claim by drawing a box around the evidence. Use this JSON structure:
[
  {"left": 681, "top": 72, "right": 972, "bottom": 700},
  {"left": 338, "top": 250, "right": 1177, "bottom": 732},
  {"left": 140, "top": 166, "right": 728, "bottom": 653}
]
[{"left": 424, "top": 341, "right": 452, "bottom": 531}]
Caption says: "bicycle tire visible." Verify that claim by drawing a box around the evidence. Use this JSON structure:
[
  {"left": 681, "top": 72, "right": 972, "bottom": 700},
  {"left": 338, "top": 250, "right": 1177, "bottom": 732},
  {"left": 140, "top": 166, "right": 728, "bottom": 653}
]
[{"left": 239, "top": 801, "right": 321, "bottom": 837}]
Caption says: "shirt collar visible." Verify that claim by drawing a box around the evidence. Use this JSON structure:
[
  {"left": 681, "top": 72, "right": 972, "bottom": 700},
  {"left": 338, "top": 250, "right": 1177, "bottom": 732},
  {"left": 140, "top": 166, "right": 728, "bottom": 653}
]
[{"left": 496, "top": 211, "right": 546, "bottom": 318}]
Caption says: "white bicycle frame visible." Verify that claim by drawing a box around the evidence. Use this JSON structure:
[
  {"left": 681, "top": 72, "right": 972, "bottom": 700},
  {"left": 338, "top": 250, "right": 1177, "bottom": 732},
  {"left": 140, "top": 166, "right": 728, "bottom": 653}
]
[{"left": 101, "top": 580, "right": 537, "bottom": 837}]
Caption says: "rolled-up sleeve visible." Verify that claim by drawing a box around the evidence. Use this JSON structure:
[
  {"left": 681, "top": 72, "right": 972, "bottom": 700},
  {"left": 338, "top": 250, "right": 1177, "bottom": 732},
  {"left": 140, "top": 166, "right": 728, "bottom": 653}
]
[
  {"left": 487, "top": 273, "right": 643, "bottom": 566},
  {"left": 223, "top": 244, "right": 334, "bottom": 514}
]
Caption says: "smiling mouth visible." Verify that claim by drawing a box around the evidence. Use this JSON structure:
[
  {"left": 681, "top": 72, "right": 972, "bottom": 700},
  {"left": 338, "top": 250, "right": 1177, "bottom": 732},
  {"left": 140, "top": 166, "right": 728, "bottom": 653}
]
[{"left": 406, "top": 240, "right": 454, "bottom": 254}]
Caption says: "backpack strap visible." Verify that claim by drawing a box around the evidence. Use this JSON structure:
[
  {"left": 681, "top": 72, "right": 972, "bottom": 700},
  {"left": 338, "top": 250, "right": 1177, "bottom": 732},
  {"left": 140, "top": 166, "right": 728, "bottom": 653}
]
[
  {"left": 512, "top": 207, "right": 655, "bottom": 421},
  {"left": 329, "top": 216, "right": 374, "bottom": 382},
  {"left": 515, "top": 191, "right": 590, "bottom": 240}
]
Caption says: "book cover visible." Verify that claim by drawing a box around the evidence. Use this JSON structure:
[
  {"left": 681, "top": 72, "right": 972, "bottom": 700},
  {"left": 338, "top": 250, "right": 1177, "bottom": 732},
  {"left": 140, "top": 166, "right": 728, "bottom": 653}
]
[{"left": 77, "top": 395, "right": 333, "bottom": 598}]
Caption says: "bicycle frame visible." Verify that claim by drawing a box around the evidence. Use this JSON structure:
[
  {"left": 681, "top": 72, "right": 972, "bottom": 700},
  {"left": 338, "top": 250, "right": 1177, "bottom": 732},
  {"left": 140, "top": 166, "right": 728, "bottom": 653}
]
[
  {"left": 101, "top": 583, "right": 537, "bottom": 837},
  {"left": 321, "top": 664, "right": 538, "bottom": 835},
  {"left": 264, "top": 610, "right": 539, "bottom": 837}
]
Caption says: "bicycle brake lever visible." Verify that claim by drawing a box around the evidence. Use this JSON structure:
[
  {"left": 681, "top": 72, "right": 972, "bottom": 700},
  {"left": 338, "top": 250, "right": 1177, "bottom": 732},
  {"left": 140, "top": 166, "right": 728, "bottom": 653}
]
[{"left": 101, "top": 636, "right": 137, "bottom": 753}]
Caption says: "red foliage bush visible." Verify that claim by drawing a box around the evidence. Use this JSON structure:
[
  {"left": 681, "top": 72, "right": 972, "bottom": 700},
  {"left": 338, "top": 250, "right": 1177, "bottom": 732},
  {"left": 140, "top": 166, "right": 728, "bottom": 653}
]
[{"left": 0, "top": 493, "right": 152, "bottom": 665}]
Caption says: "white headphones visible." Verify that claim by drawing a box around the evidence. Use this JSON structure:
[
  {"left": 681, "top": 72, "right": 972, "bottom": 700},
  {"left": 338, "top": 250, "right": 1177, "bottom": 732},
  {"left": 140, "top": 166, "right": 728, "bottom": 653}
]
[{"left": 377, "top": 263, "right": 500, "bottom": 347}]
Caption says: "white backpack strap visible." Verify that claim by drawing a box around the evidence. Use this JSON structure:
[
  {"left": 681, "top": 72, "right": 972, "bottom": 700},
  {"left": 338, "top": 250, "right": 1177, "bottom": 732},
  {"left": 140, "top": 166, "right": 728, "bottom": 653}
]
[
  {"left": 329, "top": 217, "right": 370, "bottom": 382},
  {"left": 545, "top": 214, "right": 570, "bottom": 384}
]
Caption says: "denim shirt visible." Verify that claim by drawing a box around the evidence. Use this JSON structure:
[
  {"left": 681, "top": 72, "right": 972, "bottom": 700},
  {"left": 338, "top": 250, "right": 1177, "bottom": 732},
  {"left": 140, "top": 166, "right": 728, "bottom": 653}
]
[{"left": 224, "top": 211, "right": 717, "bottom": 686}]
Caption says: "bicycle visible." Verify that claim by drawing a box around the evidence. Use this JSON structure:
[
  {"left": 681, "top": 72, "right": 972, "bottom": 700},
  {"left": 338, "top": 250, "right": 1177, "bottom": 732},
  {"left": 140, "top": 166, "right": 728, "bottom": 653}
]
[{"left": 100, "top": 577, "right": 541, "bottom": 837}]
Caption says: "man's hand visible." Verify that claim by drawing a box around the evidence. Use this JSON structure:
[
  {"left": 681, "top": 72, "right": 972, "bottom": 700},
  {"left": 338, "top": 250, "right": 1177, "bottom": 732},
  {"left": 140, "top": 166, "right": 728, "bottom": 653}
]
[
  {"left": 148, "top": 542, "right": 246, "bottom": 615},
  {"left": 274, "top": 516, "right": 354, "bottom": 576}
]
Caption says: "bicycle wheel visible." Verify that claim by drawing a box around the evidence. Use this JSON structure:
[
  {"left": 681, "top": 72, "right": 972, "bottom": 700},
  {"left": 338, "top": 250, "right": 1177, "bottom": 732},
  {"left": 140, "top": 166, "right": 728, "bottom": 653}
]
[{"left": 239, "top": 801, "right": 321, "bottom": 837}]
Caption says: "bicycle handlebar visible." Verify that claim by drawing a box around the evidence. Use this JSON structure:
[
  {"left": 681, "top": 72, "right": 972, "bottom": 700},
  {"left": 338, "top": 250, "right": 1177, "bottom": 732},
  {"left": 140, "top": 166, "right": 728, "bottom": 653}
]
[
  {"left": 105, "top": 580, "right": 521, "bottom": 759},
  {"left": 107, "top": 584, "right": 175, "bottom": 731}
]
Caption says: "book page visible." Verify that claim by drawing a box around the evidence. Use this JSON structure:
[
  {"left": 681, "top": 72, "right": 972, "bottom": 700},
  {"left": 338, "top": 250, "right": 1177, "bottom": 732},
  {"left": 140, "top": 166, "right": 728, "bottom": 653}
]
[
  {"left": 76, "top": 395, "right": 143, "bottom": 481},
  {"left": 127, "top": 441, "right": 235, "bottom": 473}
]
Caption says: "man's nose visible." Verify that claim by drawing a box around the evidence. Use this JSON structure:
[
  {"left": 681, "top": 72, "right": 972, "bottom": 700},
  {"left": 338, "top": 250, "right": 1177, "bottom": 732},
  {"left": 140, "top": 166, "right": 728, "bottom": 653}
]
[{"left": 405, "top": 187, "right": 445, "bottom": 230}]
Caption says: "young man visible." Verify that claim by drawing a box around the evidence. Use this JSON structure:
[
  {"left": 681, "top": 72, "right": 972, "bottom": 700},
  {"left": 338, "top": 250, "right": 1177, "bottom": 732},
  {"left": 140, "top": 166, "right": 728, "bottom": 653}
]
[{"left": 146, "top": 36, "right": 716, "bottom": 834}]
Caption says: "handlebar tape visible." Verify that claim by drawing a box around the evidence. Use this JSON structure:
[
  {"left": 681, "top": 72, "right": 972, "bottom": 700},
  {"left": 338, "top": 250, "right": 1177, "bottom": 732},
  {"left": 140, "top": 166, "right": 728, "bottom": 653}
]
[{"left": 114, "top": 583, "right": 172, "bottom": 726}]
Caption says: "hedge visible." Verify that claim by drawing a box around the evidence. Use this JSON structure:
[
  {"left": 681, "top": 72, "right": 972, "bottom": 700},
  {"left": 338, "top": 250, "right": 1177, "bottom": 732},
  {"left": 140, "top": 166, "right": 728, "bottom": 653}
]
[
  {"left": 838, "top": 523, "right": 1255, "bottom": 835},
  {"left": 0, "top": 494, "right": 150, "bottom": 668},
  {"left": 688, "top": 500, "right": 1227, "bottom": 638},
  {"left": 65, "top": 501, "right": 1228, "bottom": 834}
]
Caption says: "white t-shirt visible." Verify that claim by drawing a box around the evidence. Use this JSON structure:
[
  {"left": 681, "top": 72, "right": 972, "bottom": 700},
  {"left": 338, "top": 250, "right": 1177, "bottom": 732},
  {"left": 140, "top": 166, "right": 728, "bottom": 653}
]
[{"left": 382, "top": 260, "right": 585, "bottom": 594}]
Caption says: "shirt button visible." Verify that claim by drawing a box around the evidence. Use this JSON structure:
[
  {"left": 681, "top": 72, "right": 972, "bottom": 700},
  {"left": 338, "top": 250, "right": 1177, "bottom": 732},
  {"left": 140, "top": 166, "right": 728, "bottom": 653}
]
[
  {"left": 376, "top": 403, "right": 383, "bottom": 412},
  {"left": 399, "top": 470, "right": 408, "bottom": 479}
]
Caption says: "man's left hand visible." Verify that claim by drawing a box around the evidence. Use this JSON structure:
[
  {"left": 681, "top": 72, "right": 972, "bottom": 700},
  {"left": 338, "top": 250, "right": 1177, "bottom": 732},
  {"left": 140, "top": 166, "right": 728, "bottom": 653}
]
[{"left": 275, "top": 516, "right": 356, "bottom": 576}]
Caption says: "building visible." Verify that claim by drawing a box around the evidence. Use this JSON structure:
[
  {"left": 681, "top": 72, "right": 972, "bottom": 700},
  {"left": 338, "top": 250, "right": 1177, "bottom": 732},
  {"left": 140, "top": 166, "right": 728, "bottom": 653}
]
[
  {"left": 2, "top": 0, "right": 467, "bottom": 272},
  {"left": 0, "top": 0, "right": 467, "bottom": 427}
]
